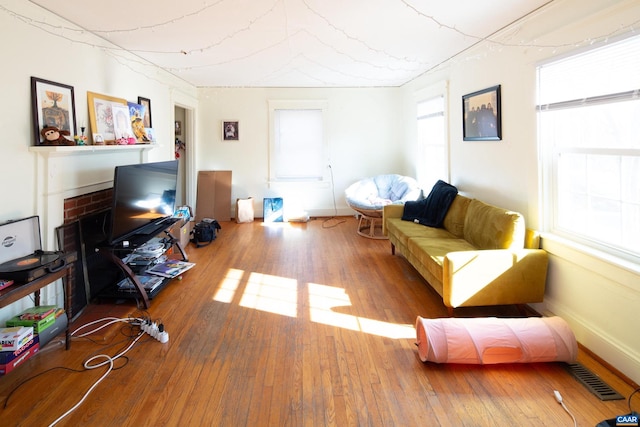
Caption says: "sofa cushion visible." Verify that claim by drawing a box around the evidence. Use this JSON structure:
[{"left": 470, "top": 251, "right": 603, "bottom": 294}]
[
  {"left": 442, "top": 195, "right": 472, "bottom": 238},
  {"left": 407, "top": 237, "right": 477, "bottom": 283},
  {"left": 463, "top": 199, "right": 525, "bottom": 249},
  {"left": 386, "top": 218, "right": 456, "bottom": 248},
  {"left": 402, "top": 180, "right": 458, "bottom": 227}
]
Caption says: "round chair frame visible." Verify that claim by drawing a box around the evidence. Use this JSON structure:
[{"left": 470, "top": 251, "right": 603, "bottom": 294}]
[{"left": 353, "top": 207, "right": 386, "bottom": 239}]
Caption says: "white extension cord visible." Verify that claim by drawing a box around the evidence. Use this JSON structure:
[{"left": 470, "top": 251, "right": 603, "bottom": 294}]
[
  {"left": 141, "top": 321, "right": 169, "bottom": 343},
  {"left": 47, "top": 316, "right": 169, "bottom": 425}
]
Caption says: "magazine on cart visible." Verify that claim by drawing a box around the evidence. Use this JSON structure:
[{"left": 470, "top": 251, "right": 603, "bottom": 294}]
[{"left": 145, "top": 260, "right": 195, "bottom": 278}]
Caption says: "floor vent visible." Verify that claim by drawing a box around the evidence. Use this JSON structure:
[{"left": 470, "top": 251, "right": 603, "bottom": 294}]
[{"left": 565, "top": 362, "right": 624, "bottom": 401}]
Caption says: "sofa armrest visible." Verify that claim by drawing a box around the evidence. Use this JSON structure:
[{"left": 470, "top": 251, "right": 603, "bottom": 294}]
[
  {"left": 442, "top": 249, "right": 548, "bottom": 308},
  {"left": 382, "top": 204, "right": 404, "bottom": 235}
]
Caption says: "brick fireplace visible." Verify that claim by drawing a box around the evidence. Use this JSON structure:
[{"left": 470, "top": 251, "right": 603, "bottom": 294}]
[{"left": 63, "top": 189, "right": 112, "bottom": 224}]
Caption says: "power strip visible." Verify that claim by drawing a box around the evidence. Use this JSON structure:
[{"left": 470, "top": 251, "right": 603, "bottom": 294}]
[{"left": 141, "top": 321, "right": 169, "bottom": 343}]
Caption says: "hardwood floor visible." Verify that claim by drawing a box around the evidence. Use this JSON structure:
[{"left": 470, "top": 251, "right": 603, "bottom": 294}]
[{"left": 0, "top": 217, "right": 636, "bottom": 426}]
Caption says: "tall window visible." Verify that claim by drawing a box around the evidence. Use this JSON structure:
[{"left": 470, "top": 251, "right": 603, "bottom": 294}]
[
  {"left": 269, "top": 100, "right": 327, "bottom": 182},
  {"left": 416, "top": 94, "right": 447, "bottom": 189},
  {"left": 537, "top": 35, "right": 640, "bottom": 260}
]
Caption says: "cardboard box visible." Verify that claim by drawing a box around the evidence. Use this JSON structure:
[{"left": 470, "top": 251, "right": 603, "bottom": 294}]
[
  {"left": 169, "top": 218, "right": 193, "bottom": 249},
  {"left": 178, "top": 220, "right": 193, "bottom": 248},
  {"left": 0, "top": 335, "right": 39, "bottom": 375},
  {"left": 195, "top": 171, "right": 232, "bottom": 222},
  {"left": 0, "top": 326, "right": 34, "bottom": 352},
  {"left": 6, "top": 312, "right": 56, "bottom": 333}
]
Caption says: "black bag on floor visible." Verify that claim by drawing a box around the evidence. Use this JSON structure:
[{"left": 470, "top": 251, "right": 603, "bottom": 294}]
[{"left": 191, "top": 218, "right": 221, "bottom": 248}]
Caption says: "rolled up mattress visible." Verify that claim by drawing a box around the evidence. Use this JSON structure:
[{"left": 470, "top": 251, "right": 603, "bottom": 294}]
[{"left": 415, "top": 316, "right": 577, "bottom": 364}]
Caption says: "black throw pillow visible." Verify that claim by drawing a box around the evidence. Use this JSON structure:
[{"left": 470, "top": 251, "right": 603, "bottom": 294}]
[{"left": 402, "top": 180, "right": 458, "bottom": 227}]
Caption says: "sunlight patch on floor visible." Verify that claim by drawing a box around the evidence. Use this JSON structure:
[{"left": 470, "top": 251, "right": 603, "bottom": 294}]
[
  {"left": 215, "top": 268, "right": 414, "bottom": 339},
  {"left": 213, "top": 268, "right": 244, "bottom": 303},
  {"left": 308, "top": 282, "right": 414, "bottom": 339},
  {"left": 239, "top": 272, "right": 298, "bottom": 317}
]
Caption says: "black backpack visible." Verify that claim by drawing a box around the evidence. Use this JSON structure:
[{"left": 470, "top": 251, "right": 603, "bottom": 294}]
[{"left": 191, "top": 219, "right": 221, "bottom": 248}]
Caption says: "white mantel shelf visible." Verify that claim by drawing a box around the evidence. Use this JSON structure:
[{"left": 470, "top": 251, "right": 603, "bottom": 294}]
[{"left": 29, "top": 143, "right": 156, "bottom": 157}]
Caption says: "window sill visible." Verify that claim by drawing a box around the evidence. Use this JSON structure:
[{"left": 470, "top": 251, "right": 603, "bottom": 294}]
[{"left": 540, "top": 232, "right": 640, "bottom": 292}]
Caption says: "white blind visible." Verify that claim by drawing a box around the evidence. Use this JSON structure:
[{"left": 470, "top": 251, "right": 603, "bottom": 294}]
[
  {"left": 273, "top": 109, "right": 324, "bottom": 180},
  {"left": 538, "top": 35, "right": 640, "bottom": 106}
]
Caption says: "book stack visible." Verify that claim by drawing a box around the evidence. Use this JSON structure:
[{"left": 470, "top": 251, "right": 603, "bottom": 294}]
[
  {"left": 7, "top": 305, "right": 58, "bottom": 333},
  {"left": 1, "top": 306, "right": 68, "bottom": 375},
  {"left": 0, "top": 326, "right": 38, "bottom": 375},
  {"left": 0, "top": 279, "right": 14, "bottom": 291}
]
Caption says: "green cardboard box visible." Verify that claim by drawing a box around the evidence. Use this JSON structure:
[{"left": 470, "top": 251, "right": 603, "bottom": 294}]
[{"left": 6, "top": 312, "right": 56, "bottom": 333}]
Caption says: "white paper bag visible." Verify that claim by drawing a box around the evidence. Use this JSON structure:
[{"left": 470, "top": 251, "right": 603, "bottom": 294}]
[{"left": 236, "top": 198, "right": 254, "bottom": 223}]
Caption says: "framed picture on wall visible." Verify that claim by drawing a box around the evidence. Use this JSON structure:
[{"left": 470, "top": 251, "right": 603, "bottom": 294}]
[
  {"left": 462, "top": 85, "right": 501, "bottom": 141},
  {"left": 223, "top": 121, "right": 239, "bottom": 141},
  {"left": 31, "top": 77, "right": 77, "bottom": 145}
]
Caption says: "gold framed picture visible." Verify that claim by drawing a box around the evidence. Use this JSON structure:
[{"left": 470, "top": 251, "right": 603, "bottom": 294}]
[{"left": 87, "top": 91, "right": 127, "bottom": 144}]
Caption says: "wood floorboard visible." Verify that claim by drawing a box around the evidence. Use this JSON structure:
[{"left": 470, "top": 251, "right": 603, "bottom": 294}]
[{"left": 0, "top": 217, "right": 636, "bottom": 426}]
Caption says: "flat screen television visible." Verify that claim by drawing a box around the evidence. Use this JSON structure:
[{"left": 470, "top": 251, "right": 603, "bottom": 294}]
[{"left": 108, "top": 160, "right": 179, "bottom": 246}]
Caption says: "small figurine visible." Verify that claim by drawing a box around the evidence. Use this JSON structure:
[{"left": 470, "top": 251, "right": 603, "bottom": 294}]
[{"left": 40, "top": 125, "right": 74, "bottom": 146}]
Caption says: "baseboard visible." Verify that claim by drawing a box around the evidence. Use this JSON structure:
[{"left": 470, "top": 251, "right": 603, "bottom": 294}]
[{"left": 542, "top": 300, "right": 640, "bottom": 387}]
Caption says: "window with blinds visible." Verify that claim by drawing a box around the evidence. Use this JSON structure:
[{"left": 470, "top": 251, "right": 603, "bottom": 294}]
[
  {"left": 269, "top": 101, "right": 327, "bottom": 182},
  {"left": 537, "top": 34, "right": 640, "bottom": 260}
]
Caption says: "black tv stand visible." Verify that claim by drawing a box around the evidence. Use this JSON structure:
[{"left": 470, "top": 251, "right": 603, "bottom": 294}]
[{"left": 98, "top": 226, "right": 188, "bottom": 308}]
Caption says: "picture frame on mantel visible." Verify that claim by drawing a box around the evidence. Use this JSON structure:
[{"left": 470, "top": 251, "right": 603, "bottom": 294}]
[
  {"left": 462, "top": 84, "right": 501, "bottom": 141},
  {"left": 87, "top": 91, "right": 127, "bottom": 144},
  {"left": 137, "top": 96, "right": 152, "bottom": 128},
  {"left": 31, "top": 77, "right": 77, "bottom": 146}
]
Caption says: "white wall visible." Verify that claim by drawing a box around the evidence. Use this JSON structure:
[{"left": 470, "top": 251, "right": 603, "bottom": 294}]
[
  {"left": 0, "top": 1, "right": 197, "bottom": 320},
  {"left": 197, "top": 87, "right": 403, "bottom": 218},
  {"left": 400, "top": 0, "right": 640, "bottom": 384}
]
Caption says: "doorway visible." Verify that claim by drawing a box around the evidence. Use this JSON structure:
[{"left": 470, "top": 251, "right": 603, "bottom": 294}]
[{"left": 174, "top": 105, "right": 187, "bottom": 207}]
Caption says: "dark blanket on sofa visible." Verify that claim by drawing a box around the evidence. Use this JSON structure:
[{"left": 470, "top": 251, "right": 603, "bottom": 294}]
[{"left": 402, "top": 180, "right": 458, "bottom": 227}]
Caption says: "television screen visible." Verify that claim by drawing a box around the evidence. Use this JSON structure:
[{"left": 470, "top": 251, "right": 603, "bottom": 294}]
[{"left": 109, "top": 160, "right": 179, "bottom": 245}]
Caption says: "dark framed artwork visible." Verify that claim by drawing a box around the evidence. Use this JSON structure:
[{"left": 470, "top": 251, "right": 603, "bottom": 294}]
[
  {"left": 223, "top": 121, "right": 239, "bottom": 141},
  {"left": 31, "top": 77, "right": 77, "bottom": 145},
  {"left": 175, "top": 121, "right": 182, "bottom": 136},
  {"left": 462, "top": 85, "right": 501, "bottom": 141},
  {"left": 138, "top": 96, "right": 152, "bottom": 127}
]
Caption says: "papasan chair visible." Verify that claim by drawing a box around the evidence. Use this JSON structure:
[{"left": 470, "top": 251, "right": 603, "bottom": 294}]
[{"left": 345, "top": 174, "right": 421, "bottom": 239}]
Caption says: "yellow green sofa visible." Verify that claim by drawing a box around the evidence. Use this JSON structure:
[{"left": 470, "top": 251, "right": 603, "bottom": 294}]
[{"left": 382, "top": 194, "right": 548, "bottom": 312}]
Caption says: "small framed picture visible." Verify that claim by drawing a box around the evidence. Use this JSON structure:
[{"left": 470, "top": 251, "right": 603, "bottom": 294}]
[
  {"left": 462, "top": 85, "right": 501, "bottom": 141},
  {"left": 112, "top": 104, "right": 132, "bottom": 140},
  {"left": 223, "top": 121, "right": 239, "bottom": 141},
  {"left": 175, "top": 120, "right": 182, "bottom": 136},
  {"left": 145, "top": 128, "right": 155, "bottom": 142},
  {"left": 138, "top": 96, "right": 152, "bottom": 128},
  {"left": 31, "top": 77, "right": 77, "bottom": 145}
]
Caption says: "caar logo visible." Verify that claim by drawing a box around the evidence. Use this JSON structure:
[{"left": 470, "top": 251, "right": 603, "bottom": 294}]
[{"left": 617, "top": 415, "right": 639, "bottom": 426}]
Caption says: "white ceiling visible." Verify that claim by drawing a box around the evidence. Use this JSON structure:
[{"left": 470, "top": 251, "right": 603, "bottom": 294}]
[{"left": 29, "top": 0, "right": 551, "bottom": 88}]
